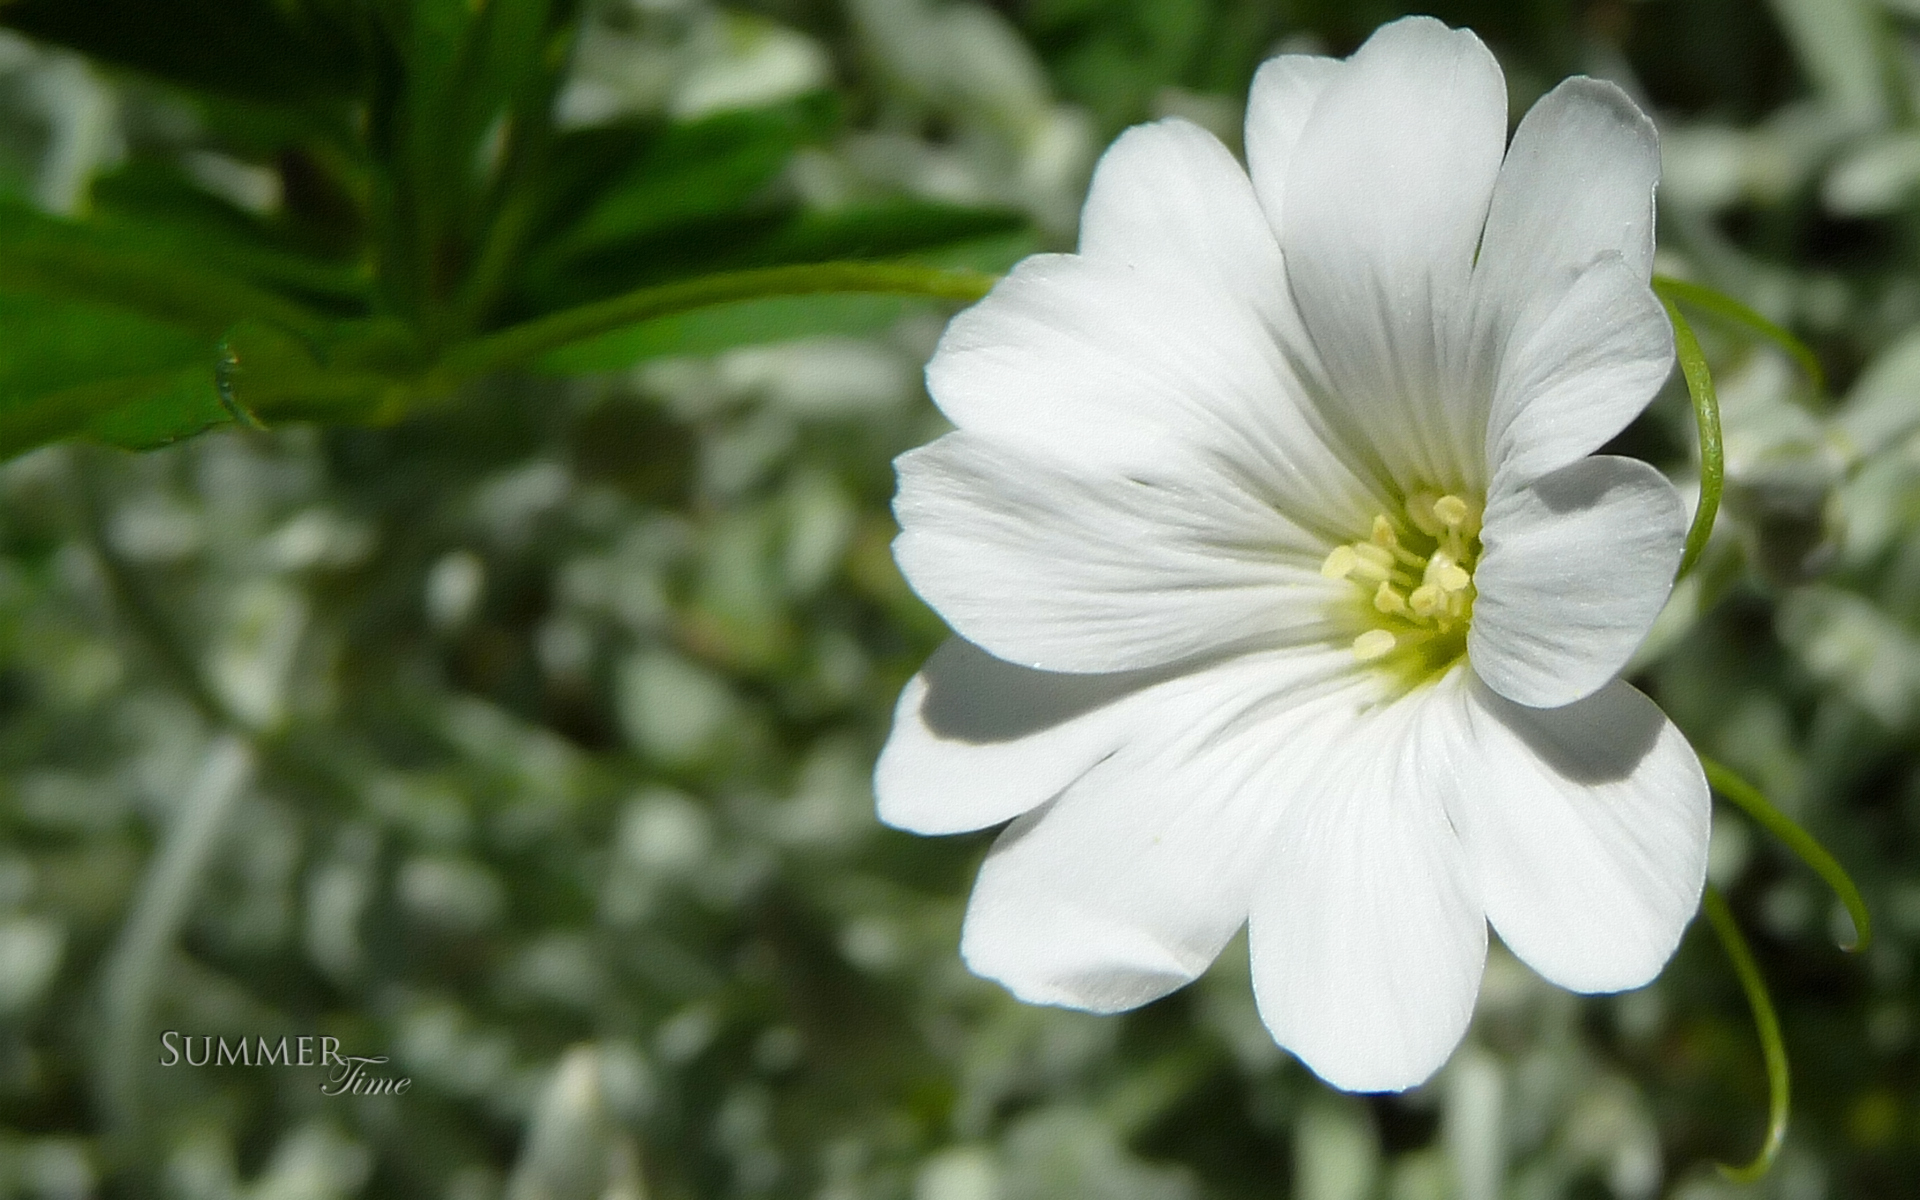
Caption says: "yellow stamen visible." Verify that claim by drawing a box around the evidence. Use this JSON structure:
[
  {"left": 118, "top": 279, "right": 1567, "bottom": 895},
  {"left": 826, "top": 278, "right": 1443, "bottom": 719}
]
[
  {"left": 1352, "top": 543, "right": 1394, "bottom": 569},
  {"left": 1353, "top": 629, "right": 1397, "bottom": 660},
  {"left": 1407, "top": 493, "right": 1444, "bottom": 537},
  {"left": 1347, "top": 556, "right": 1393, "bottom": 586},
  {"left": 1425, "top": 551, "right": 1472, "bottom": 593},
  {"left": 1327, "top": 493, "right": 1484, "bottom": 666}
]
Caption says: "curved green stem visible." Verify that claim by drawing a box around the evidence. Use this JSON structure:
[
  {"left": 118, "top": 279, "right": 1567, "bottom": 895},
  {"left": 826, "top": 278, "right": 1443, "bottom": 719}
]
[
  {"left": 1701, "top": 883, "right": 1789, "bottom": 1183},
  {"left": 1652, "top": 276, "right": 1825, "bottom": 397},
  {"left": 1659, "top": 292, "right": 1723, "bottom": 580},
  {"left": 430, "top": 262, "right": 999, "bottom": 384},
  {"left": 97, "top": 736, "right": 255, "bottom": 1146},
  {"left": 74, "top": 451, "right": 245, "bottom": 731},
  {"left": 1700, "top": 753, "right": 1871, "bottom": 952}
]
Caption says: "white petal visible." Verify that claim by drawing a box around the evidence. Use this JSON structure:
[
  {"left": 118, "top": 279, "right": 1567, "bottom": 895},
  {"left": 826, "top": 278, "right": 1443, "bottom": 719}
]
[
  {"left": 1469, "top": 456, "right": 1685, "bottom": 709},
  {"left": 1439, "top": 676, "right": 1709, "bottom": 993},
  {"left": 1079, "top": 118, "right": 1292, "bottom": 333},
  {"left": 925, "top": 255, "right": 1380, "bottom": 528},
  {"left": 893, "top": 432, "right": 1342, "bottom": 673},
  {"left": 1279, "top": 16, "right": 1509, "bottom": 492},
  {"left": 1486, "top": 257, "right": 1674, "bottom": 488},
  {"left": 1244, "top": 54, "right": 1344, "bottom": 238},
  {"left": 1249, "top": 675, "right": 1485, "bottom": 1092},
  {"left": 963, "top": 649, "right": 1372, "bottom": 1012},
  {"left": 1476, "top": 77, "right": 1660, "bottom": 300},
  {"left": 876, "top": 639, "right": 1168, "bottom": 835}
]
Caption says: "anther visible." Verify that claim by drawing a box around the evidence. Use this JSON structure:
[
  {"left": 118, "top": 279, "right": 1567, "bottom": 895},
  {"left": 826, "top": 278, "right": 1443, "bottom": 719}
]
[
  {"left": 1424, "top": 551, "right": 1472, "bottom": 593},
  {"left": 1407, "top": 493, "right": 1444, "bottom": 537},
  {"left": 1408, "top": 584, "right": 1445, "bottom": 618},
  {"left": 1352, "top": 629, "right": 1397, "bottom": 661},
  {"left": 1352, "top": 543, "right": 1394, "bottom": 569},
  {"left": 1329, "top": 488, "right": 1483, "bottom": 670},
  {"left": 1345, "top": 544, "right": 1394, "bottom": 584}
]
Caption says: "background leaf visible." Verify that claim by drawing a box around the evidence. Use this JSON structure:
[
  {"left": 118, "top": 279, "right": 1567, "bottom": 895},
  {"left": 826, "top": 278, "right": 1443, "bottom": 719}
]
[
  {"left": 0, "top": 293, "right": 229, "bottom": 454},
  {"left": 0, "top": 0, "right": 366, "bottom": 105}
]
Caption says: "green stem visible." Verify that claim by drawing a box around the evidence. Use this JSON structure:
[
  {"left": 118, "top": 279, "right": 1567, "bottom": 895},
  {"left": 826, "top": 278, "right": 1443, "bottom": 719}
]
[
  {"left": 76, "top": 452, "right": 362, "bottom": 804},
  {"left": 1701, "top": 883, "right": 1789, "bottom": 1183},
  {"left": 450, "top": 19, "right": 579, "bottom": 335},
  {"left": 97, "top": 736, "right": 255, "bottom": 1147},
  {"left": 430, "top": 262, "right": 998, "bottom": 383},
  {"left": 1658, "top": 292, "right": 1723, "bottom": 580},
  {"left": 1652, "top": 275, "right": 1825, "bottom": 396},
  {"left": 1099, "top": 1044, "right": 1222, "bottom": 1137},
  {"left": 1700, "top": 753, "right": 1871, "bottom": 952},
  {"left": 74, "top": 451, "right": 244, "bottom": 730}
]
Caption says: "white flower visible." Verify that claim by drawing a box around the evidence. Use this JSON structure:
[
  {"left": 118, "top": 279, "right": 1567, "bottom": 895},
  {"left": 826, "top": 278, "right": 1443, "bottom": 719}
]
[{"left": 875, "top": 16, "right": 1710, "bottom": 1092}]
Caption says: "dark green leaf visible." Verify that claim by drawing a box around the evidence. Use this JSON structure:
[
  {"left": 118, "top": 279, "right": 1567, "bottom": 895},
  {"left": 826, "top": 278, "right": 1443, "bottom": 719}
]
[
  {"left": 534, "top": 293, "right": 922, "bottom": 374},
  {"left": 0, "top": 0, "right": 365, "bottom": 106},
  {"left": 545, "top": 93, "right": 840, "bottom": 259},
  {"left": 1027, "top": 0, "right": 1212, "bottom": 130},
  {"left": 90, "top": 160, "right": 373, "bottom": 311},
  {"left": 216, "top": 319, "right": 416, "bottom": 427},
  {"left": 81, "top": 367, "right": 233, "bottom": 452},
  {"left": 0, "top": 197, "right": 326, "bottom": 338},
  {"left": 525, "top": 199, "right": 1028, "bottom": 313},
  {"left": 0, "top": 292, "right": 229, "bottom": 458},
  {"left": 442, "top": 262, "right": 1001, "bottom": 380},
  {"left": 513, "top": 247, "right": 1020, "bottom": 374},
  {"left": 375, "top": 0, "right": 577, "bottom": 318}
]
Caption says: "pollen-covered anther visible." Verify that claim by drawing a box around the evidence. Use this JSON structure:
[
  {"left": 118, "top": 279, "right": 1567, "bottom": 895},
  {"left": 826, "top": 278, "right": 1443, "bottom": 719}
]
[
  {"left": 1425, "top": 552, "right": 1472, "bottom": 593},
  {"left": 1325, "top": 491, "right": 1484, "bottom": 665},
  {"left": 1352, "top": 629, "right": 1397, "bottom": 661}
]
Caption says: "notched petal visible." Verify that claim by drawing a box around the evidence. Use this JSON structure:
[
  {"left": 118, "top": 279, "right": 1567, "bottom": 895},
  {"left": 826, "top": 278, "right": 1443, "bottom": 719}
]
[
  {"left": 1443, "top": 677, "right": 1709, "bottom": 993},
  {"left": 960, "top": 649, "right": 1370, "bottom": 1016},
  {"left": 1470, "top": 456, "right": 1685, "bottom": 709},
  {"left": 892, "top": 432, "right": 1336, "bottom": 673},
  {"left": 876, "top": 639, "right": 1165, "bottom": 835},
  {"left": 1244, "top": 53, "right": 1344, "bottom": 240},
  {"left": 1478, "top": 76, "right": 1661, "bottom": 295},
  {"left": 1079, "top": 117, "right": 1290, "bottom": 331},
  {"left": 1250, "top": 681, "right": 1487, "bottom": 1092},
  {"left": 1485, "top": 256, "right": 1675, "bottom": 487},
  {"left": 1279, "top": 15, "right": 1511, "bottom": 492}
]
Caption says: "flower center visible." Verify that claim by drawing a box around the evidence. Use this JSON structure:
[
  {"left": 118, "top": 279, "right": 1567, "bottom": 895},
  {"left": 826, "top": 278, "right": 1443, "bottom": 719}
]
[{"left": 1320, "top": 490, "right": 1483, "bottom": 676}]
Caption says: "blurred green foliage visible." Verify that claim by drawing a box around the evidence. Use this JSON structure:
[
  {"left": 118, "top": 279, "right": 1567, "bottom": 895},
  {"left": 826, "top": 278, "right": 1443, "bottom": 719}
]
[
  {"left": 3, "top": 0, "right": 1920, "bottom": 1198},
  {"left": 0, "top": 0, "right": 1022, "bottom": 460}
]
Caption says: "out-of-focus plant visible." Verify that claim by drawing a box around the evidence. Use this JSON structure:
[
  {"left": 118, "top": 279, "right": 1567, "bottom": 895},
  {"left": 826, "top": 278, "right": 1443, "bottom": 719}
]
[
  {"left": 9, "top": 1, "right": 1920, "bottom": 1198},
  {"left": 0, "top": 0, "right": 1014, "bottom": 461}
]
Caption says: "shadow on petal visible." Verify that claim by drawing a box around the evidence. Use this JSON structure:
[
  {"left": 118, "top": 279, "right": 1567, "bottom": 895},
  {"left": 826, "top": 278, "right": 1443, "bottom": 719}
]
[
  {"left": 919, "top": 638, "right": 1173, "bottom": 744},
  {"left": 1473, "top": 673, "right": 1664, "bottom": 786}
]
